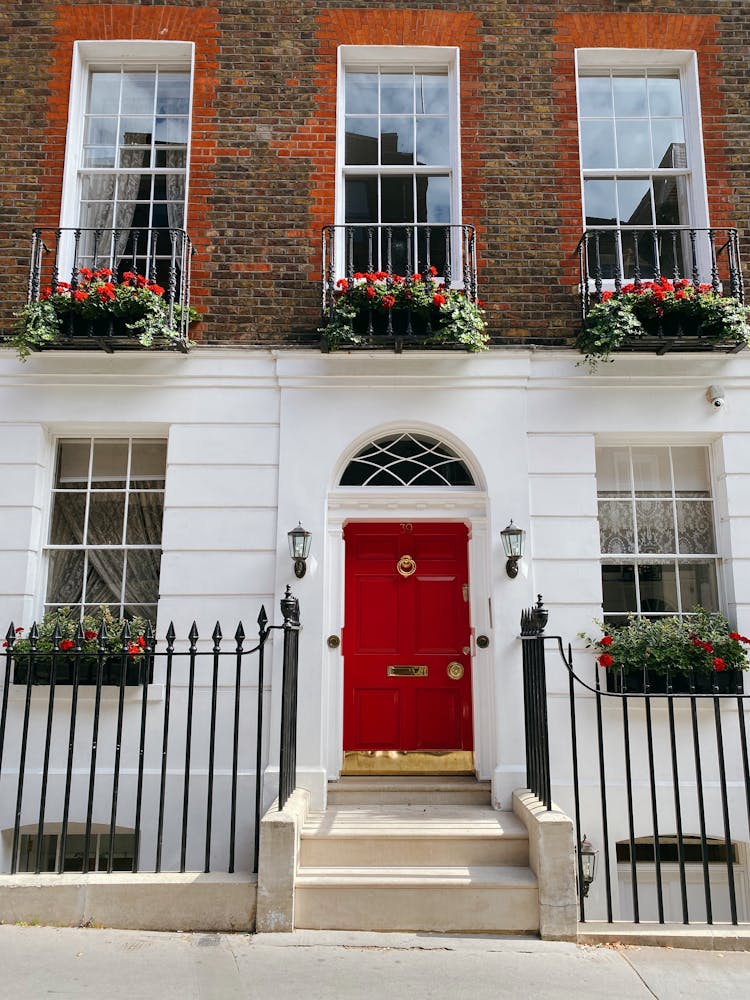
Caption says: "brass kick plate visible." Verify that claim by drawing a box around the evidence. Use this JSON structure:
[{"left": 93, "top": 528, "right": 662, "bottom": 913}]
[
  {"left": 342, "top": 750, "right": 475, "bottom": 775},
  {"left": 387, "top": 664, "right": 428, "bottom": 677}
]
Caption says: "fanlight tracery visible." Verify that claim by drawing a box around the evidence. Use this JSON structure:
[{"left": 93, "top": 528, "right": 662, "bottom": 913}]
[{"left": 340, "top": 433, "right": 475, "bottom": 488}]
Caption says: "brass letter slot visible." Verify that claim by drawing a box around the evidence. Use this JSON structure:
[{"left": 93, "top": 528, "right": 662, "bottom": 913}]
[{"left": 387, "top": 664, "right": 428, "bottom": 677}]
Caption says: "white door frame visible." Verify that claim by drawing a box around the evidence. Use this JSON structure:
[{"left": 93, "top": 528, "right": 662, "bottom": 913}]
[{"left": 323, "top": 487, "right": 494, "bottom": 782}]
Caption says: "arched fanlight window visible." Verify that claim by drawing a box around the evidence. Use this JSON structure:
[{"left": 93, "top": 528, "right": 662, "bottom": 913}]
[{"left": 340, "top": 433, "right": 475, "bottom": 488}]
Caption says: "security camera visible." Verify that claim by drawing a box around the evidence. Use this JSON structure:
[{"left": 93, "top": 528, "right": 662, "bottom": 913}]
[{"left": 707, "top": 385, "right": 726, "bottom": 409}]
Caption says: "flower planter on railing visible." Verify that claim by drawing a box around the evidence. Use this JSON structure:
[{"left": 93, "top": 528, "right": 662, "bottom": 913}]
[
  {"left": 9, "top": 227, "right": 196, "bottom": 358},
  {"left": 581, "top": 609, "right": 749, "bottom": 696},
  {"left": 575, "top": 227, "right": 749, "bottom": 368},
  {"left": 320, "top": 224, "right": 487, "bottom": 352}
]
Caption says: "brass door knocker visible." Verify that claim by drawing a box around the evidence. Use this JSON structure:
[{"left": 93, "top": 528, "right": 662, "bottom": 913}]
[{"left": 397, "top": 554, "right": 416, "bottom": 578}]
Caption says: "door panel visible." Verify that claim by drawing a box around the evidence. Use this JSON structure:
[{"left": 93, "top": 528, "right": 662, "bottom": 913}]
[{"left": 343, "top": 521, "right": 472, "bottom": 753}]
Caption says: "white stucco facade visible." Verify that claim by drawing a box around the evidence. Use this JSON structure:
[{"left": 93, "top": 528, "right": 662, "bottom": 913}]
[{"left": 1, "top": 345, "right": 749, "bottom": 918}]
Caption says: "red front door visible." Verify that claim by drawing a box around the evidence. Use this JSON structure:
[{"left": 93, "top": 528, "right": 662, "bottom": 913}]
[{"left": 343, "top": 521, "right": 473, "bottom": 752}]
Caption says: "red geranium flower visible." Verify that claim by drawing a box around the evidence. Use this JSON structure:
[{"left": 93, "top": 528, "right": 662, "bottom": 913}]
[
  {"left": 60, "top": 639, "right": 75, "bottom": 652},
  {"left": 429, "top": 266, "right": 438, "bottom": 276},
  {"left": 412, "top": 273, "right": 422, "bottom": 282},
  {"left": 730, "top": 632, "right": 742, "bottom": 641},
  {"left": 598, "top": 653, "right": 613, "bottom": 668},
  {"left": 336, "top": 278, "right": 349, "bottom": 291},
  {"left": 137, "top": 636, "right": 146, "bottom": 649},
  {"left": 433, "top": 293, "right": 446, "bottom": 307},
  {"left": 147, "top": 283, "right": 165, "bottom": 296},
  {"left": 123, "top": 271, "right": 136, "bottom": 282},
  {"left": 599, "top": 635, "right": 613, "bottom": 646},
  {"left": 72, "top": 290, "right": 89, "bottom": 301},
  {"left": 713, "top": 657, "right": 727, "bottom": 672},
  {"left": 381, "top": 294, "right": 396, "bottom": 309},
  {"left": 127, "top": 642, "right": 142, "bottom": 656},
  {"left": 84, "top": 630, "right": 97, "bottom": 641}
]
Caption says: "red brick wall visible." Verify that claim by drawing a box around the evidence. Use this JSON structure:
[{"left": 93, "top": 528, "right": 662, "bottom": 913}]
[{"left": 0, "top": 2, "right": 747, "bottom": 347}]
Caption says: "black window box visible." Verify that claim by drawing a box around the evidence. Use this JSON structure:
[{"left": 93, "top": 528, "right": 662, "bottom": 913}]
[
  {"left": 12, "top": 655, "right": 153, "bottom": 687},
  {"left": 605, "top": 667, "right": 743, "bottom": 695}
]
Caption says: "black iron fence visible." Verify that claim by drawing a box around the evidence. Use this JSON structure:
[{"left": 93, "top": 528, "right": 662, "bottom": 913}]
[
  {"left": 0, "top": 589, "right": 300, "bottom": 876},
  {"left": 25, "top": 226, "right": 194, "bottom": 349},
  {"left": 577, "top": 225, "right": 744, "bottom": 318},
  {"left": 521, "top": 599, "right": 750, "bottom": 926}
]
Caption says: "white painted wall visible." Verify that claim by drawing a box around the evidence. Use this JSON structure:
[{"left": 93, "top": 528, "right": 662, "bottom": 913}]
[{"left": 0, "top": 345, "right": 749, "bottom": 905}]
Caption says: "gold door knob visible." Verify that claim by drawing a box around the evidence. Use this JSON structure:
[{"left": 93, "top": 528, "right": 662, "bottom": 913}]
[{"left": 446, "top": 661, "right": 464, "bottom": 680}]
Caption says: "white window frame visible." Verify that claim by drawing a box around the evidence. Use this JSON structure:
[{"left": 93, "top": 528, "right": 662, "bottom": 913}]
[
  {"left": 595, "top": 443, "right": 722, "bottom": 622},
  {"left": 60, "top": 40, "right": 195, "bottom": 235},
  {"left": 575, "top": 49, "right": 710, "bottom": 286},
  {"left": 43, "top": 436, "right": 167, "bottom": 621},
  {"left": 335, "top": 45, "right": 463, "bottom": 280}
]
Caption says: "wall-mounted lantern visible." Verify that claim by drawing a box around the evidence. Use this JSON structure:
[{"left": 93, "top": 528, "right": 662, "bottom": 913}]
[
  {"left": 500, "top": 520, "right": 525, "bottom": 578},
  {"left": 288, "top": 522, "right": 312, "bottom": 579}
]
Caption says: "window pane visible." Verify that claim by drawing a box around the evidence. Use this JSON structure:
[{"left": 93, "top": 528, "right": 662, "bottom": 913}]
[
  {"left": 380, "top": 71, "right": 413, "bottom": 114},
  {"left": 639, "top": 562, "right": 678, "bottom": 614},
  {"left": 580, "top": 120, "right": 616, "bottom": 169},
  {"left": 126, "top": 492, "right": 165, "bottom": 544},
  {"left": 584, "top": 179, "right": 617, "bottom": 227},
  {"left": 578, "top": 74, "right": 612, "bottom": 117},
  {"left": 420, "top": 175, "right": 450, "bottom": 223},
  {"left": 617, "top": 179, "right": 653, "bottom": 226},
  {"left": 613, "top": 73, "right": 648, "bottom": 117},
  {"left": 85, "top": 117, "right": 117, "bottom": 147},
  {"left": 81, "top": 175, "right": 117, "bottom": 203},
  {"left": 155, "top": 147, "right": 187, "bottom": 169},
  {"left": 631, "top": 448, "right": 671, "bottom": 494},
  {"left": 83, "top": 147, "right": 116, "bottom": 168},
  {"left": 88, "top": 72, "right": 121, "bottom": 114},
  {"left": 121, "top": 72, "right": 156, "bottom": 114},
  {"left": 125, "top": 549, "right": 161, "bottom": 604},
  {"left": 416, "top": 72, "right": 449, "bottom": 114},
  {"left": 416, "top": 117, "right": 449, "bottom": 166},
  {"left": 61, "top": 835, "right": 95, "bottom": 873},
  {"left": 155, "top": 117, "right": 189, "bottom": 145},
  {"left": 616, "top": 120, "right": 653, "bottom": 169},
  {"left": 156, "top": 72, "right": 190, "bottom": 115},
  {"left": 636, "top": 500, "right": 675, "bottom": 553},
  {"left": 599, "top": 500, "right": 635, "bottom": 554},
  {"left": 651, "top": 119, "right": 685, "bottom": 169},
  {"left": 87, "top": 493, "right": 126, "bottom": 545},
  {"left": 50, "top": 493, "right": 86, "bottom": 545},
  {"left": 345, "top": 117, "right": 378, "bottom": 164},
  {"left": 345, "top": 176, "right": 378, "bottom": 223},
  {"left": 648, "top": 75, "right": 683, "bottom": 118},
  {"left": 654, "top": 176, "right": 686, "bottom": 228},
  {"left": 47, "top": 550, "right": 85, "bottom": 605},
  {"left": 56, "top": 441, "right": 91, "bottom": 488},
  {"left": 130, "top": 441, "right": 167, "bottom": 487},
  {"left": 381, "top": 116, "right": 414, "bottom": 165},
  {"left": 120, "top": 117, "right": 153, "bottom": 147},
  {"left": 382, "top": 176, "right": 413, "bottom": 223},
  {"left": 596, "top": 447, "right": 631, "bottom": 495},
  {"left": 124, "top": 550, "right": 161, "bottom": 606},
  {"left": 677, "top": 501, "right": 716, "bottom": 553},
  {"left": 346, "top": 71, "right": 378, "bottom": 114},
  {"left": 672, "top": 447, "right": 710, "bottom": 496},
  {"left": 602, "top": 563, "right": 637, "bottom": 614},
  {"left": 80, "top": 202, "right": 114, "bottom": 231},
  {"left": 679, "top": 562, "right": 718, "bottom": 610},
  {"left": 92, "top": 440, "right": 129, "bottom": 487},
  {"left": 86, "top": 550, "right": 125, "bottom": 606}
]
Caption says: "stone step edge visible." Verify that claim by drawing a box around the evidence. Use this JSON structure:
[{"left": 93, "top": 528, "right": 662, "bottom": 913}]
[{"left": 296, "top": 866, "right": 538, "bottom": 888}]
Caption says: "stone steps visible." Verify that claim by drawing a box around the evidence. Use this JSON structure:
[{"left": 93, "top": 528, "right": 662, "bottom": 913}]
[{"left": 294, "top": 778, "right": 539, "bottom": 934}]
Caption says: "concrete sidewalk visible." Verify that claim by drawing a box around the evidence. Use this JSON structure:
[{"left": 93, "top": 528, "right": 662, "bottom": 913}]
[{"left": 3, "top": 926, "right": 750, "bottom": 999}]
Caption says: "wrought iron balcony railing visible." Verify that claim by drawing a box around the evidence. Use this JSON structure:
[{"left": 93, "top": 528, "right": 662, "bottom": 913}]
[
  {"left": 321, "top": 223, "right": 479, "bottom": 350},
  {"left": 578, "top": 225, "right": 744, "bottom": 318},
  {"left": 22, "top": 227, "right": 194, "bottom": 352}
]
